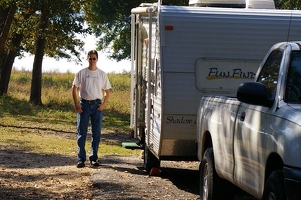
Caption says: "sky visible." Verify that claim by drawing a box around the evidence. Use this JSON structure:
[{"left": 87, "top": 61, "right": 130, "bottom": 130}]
[{"left": 13, "top": 35, "right": 131, "bottom": 74}]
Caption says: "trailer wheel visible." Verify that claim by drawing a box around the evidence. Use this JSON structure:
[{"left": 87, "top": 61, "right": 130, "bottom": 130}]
[
  {"left": 144, "top": 146, "right": 160, "bottom": 173},
  {"left": 262, "top": 170, "right": 286, "bottom": 200}
]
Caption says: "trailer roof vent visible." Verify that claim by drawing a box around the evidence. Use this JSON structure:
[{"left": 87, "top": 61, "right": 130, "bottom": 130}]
[
  {"left": 189, "top": 0, "right": 275, "bottom": 9},
  {"left": 189, "top": 0, "right": 246, "bottom": 8},
  {"left": 246, "top": 0, "right": 275, "bottom": 9}
]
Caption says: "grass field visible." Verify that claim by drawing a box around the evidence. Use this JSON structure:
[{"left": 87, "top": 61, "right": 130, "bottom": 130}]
[{"left": 0, "top": 69, "right": 139, "bottom": 157}]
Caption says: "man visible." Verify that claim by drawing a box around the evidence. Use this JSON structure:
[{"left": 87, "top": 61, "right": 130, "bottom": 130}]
[{"left": 72, "top": 50, "right": 111, "bottom": 168}]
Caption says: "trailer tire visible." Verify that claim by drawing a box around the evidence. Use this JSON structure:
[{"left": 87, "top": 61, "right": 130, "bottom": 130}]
[
  {"left": 144, "top": 146, "right": 160, "bottom": 173},
  {"left": 262, "top": 170, "right": 286, "bottom": 200}
]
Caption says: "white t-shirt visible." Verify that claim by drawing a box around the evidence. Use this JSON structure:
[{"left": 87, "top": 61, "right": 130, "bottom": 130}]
[{"left": 73, "top": 68, "right": 112, "bottom": 100}]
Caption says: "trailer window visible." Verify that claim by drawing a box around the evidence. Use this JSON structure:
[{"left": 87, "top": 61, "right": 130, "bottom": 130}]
[
  {"left": 257, "top": 49, "right": 283, "bottom": 100},
  {"left": 285, "top": 51, "right": 301, "bottom": 103}
]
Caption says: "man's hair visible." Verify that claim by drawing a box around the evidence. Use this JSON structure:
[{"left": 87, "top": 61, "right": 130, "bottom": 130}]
[{"left": 87, "top": 50, "right": 98, "bottom": 59}]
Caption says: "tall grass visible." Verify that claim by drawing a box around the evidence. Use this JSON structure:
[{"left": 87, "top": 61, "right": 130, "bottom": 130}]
[
  {"left": 0, "top": 69, "right": 139, "bottom": 157},
  {"left": 1, "top": 69, "right": 132, "bottom": 132}
]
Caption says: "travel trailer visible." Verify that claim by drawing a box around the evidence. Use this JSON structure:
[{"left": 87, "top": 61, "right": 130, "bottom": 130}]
[{"left": 127, "top": 0, "right": 301, "bottom": 172}]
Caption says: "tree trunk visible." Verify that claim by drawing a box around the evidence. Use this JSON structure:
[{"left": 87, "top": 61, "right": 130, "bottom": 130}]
[
  {"left": 0, "top": 8, "right": 35, "bottom": 96},
  {"left": 30, "top": 10, "right": 48, "bottom": 105},
  {"left": 0, "top": 4, "right": 16, "bottom": 70},
  {"left": 0, "top": 33, "right": 24, "bottom": 95}
]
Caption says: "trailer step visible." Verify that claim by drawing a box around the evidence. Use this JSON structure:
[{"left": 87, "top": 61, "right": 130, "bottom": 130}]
[{"left": 122, "top": 142, "right": 143, "bottom": 150}]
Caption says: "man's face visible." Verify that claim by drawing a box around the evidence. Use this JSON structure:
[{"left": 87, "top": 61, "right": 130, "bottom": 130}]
[{"left": 88, "top": 54, "right": 98, "bottom": 63}]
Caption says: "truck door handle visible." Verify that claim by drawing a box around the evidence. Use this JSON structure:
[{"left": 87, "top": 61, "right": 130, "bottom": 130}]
[{"left": 240, "top": 112, "right": 245, "bottom": 121}]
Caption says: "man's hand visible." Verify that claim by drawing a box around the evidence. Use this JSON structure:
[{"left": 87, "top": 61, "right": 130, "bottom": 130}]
[
  {"left": 75, "top": 105, "right": 83, "bottom": 113},
  {"left": 97, "top": 103, "right": 106, "bottom": 111}
]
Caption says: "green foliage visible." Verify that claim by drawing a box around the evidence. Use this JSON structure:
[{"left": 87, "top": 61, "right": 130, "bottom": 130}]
[
  {"left": 85, "top": 0, "right": 189, "bottom": 61},
  {"left": 2, "top": 0, "right": 91, "bottom": 65},
  {"left": 282, "top": 0, "right": 301, "bottom": 9},
  {"left": 20, "top": 0, "right": 89, "bottom": 61}
]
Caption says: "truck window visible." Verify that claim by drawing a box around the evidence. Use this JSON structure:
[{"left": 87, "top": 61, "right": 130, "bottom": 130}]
[
  {"left": 285, "top": 51, "right": 301, "bottom": 103},
  {"left": 257, "top": 50, "right": 283, "bottom": 100}
]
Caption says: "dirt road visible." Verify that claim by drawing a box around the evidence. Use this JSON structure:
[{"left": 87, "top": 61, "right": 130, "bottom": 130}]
[
  {"left": 90, "top": 156, "right": 256, "bottom": 200},
  {"left": 91, "top": 156, "right": 200, "bottom": 199}
]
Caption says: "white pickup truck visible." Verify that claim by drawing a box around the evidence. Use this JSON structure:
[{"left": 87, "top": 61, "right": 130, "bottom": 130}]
[{"left": 196, "top": 41, "right": 301, "bottom": 200}]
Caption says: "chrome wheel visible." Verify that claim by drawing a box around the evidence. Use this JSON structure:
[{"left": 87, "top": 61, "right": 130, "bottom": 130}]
[
  {"left": 267, "top": 192, "right": 276, "bottom": 200},
  {"left": 202, "top": 163, "right": 209, "bottom": 200}
]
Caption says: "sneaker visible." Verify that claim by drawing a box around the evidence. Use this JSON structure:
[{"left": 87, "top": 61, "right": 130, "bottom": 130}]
[
  {"left": 77, "top": 161, "right": 85, "bottom": 168},
  {"left": 90, "top": 160, "right": 101, "bottom": 167}
]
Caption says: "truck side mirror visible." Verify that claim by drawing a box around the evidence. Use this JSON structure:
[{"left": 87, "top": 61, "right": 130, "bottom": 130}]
[{"left": 237, "top": 82, "right": 273, "bottom": 107}]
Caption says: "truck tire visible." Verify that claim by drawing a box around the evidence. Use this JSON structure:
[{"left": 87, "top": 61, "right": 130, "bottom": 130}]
[
  {"left": 144, "top": 145, "right": 160, "bottom": 173},
  {"left": 199, "top": 147, "right": 235, "bottom": 200},
  {"left": 199, "top": 147, "right": 220, "bottom": 200},
  {"left": 262, "top": 170, "right": 286, "bottom": 200}
]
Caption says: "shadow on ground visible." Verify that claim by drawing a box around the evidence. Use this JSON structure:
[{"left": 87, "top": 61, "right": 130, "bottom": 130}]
[
  {"left": 91, "top": 156, "right": 256, "bottom": 200},
  {"left": 91, "top": 156, "right": 200, "bottom": 199},
  {"left": 0, "top": 146, "right": 74, "bottom": 169}
]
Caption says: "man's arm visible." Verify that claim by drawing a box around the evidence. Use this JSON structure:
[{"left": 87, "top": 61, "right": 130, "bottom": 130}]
[
  {"left": 98, "top": 89, "right": 110, "bottom": 111},
  {"left": 72, "top": 85, "right": 82, "bottom": 113}
]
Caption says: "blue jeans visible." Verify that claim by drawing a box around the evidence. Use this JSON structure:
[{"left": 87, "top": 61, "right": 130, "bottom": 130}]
[{"left": 77, "top": 99, "right": 103, "bottom": 162}]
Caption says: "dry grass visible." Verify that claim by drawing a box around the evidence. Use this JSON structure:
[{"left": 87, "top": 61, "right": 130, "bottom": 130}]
[{"left": 4, "top": 69, "right": 131, "bottom": 131}]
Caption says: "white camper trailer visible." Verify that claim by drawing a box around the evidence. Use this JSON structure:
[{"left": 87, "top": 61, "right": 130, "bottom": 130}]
[{"left": 128, "top": 1, "right": 301, "bottom": 172}]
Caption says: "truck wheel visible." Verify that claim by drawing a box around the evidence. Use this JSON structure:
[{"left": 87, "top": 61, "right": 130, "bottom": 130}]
[
  {"left": 199, "top": 147, "right": 219, "bottom": 200},
  {"left": 200, "top": 148, "right": 235, "bottom": 200},
  {"left": 144, "top": 145, "right": 160, "bottom": 173},
  {"left": 262, "top": 170, "right": 286, "bottom": 200}
]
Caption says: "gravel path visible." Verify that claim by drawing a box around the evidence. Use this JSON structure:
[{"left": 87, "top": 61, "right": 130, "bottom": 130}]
[
  {"left": 91, "top": 155, "right": 257, "bottom": 200},
  {"left": 91, "top": 156, "right": 200, "bottom": 200}
]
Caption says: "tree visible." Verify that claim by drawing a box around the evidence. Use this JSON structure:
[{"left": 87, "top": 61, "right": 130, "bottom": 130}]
[
  {"left": 29, "top": 6, "right": 48, "bottom": 105},
  {"left": 29, "top": 0, "right": 89, "bottom": 105},
  {"left": 0, "top": 4, "right": 35, "bottom": 95},
  {"left": 0, "top": 2, "right": 17, "bottom": 70},
  {"left": 85, "top": 0, "right": 188, "bottom": 62},
  {"left": 282, "top": 0, "right": 301, "bottom": 9},
  {"left": 0, "top": 33, "right": 24, "bottom": 95},
  {"left": 0, "top": 0, "right": 90, "bottom": 104}
]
